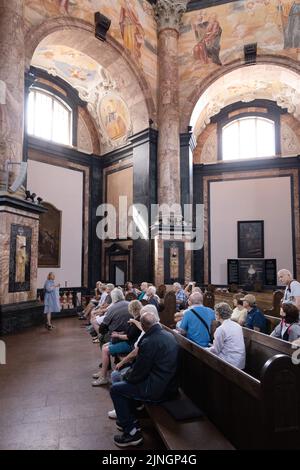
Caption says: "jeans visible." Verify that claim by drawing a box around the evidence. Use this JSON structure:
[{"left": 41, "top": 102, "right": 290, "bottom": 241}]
[
  {"left": 111, "top": 366, "right": 131, "bottom": 384},
  {"left": 110, "top": 381, "right": 145, "bottom": 434}
]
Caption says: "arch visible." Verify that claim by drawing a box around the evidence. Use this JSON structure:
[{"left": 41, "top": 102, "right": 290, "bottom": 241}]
[
  {"left": 25, "top": 16, "right": 156, "bottom": 129},
  {"left": 181, "top": 55, "right": 300, "bottom": 134}
]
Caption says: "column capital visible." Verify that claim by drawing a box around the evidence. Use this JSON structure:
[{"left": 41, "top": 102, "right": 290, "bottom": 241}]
[{"left": 154, "top": 0, "right": 189, "bottom": 34}]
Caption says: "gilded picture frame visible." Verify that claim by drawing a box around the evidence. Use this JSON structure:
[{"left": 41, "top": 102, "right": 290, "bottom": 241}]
[{"left": 38, "top": 202, "right": 61, "bottom": 268}]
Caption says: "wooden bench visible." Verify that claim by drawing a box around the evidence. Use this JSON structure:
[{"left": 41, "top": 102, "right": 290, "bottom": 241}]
[
  {"left": 162, "top": 325, "right": 300, "bottom": 449},
  {"left": 146, "top": 391, "right": 234, "bottom": 450}
]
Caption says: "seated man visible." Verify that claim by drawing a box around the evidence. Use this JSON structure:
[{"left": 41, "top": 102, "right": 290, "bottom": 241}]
[
  {"left": 110, "top": 311, "right": 179, "bottom": 447},
  {"left": 278, "top": 269, "right": 300, "bottom": 311},
  {"left": 176, "top": 292, "right": 215, "bottom": 347},
  {"left": 242, "top": 294, "right": 267, "bottom": 333},
  {"left": 207, "top": 302, "right": 246, "bottom": 370},
  {"left": 173, "top": 282, "right": 188, "bottom": 312}
]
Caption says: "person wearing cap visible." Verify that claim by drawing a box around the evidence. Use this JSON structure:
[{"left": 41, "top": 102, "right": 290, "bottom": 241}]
[
  {"left": 242, "top": 294, "right": 267, "bottom": 333},
  {"left": 270, "top": 302, "right": 300, "bottom": 342},
  {"left": 277, "top": 269, "right": 300, "bottom": 311}
]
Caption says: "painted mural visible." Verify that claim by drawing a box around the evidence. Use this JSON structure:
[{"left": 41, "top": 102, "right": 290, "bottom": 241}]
[
  {"left": 25, "top": 0, "right": 157, "bottom": 102},
  {"left": 178, "top": 0, "right": 300, "bottom": 112},
  {"left": 99, "top": 92, "right": 132, "bottom": 143},
  {"left": 31, "top": 44, "right": 135, "bottom": 149},
  {"left": 280, "top": 1, "right": 300, "bottom": 48},
  {"left": 192, "top": 12, "right": 222, "bottom": 66}
]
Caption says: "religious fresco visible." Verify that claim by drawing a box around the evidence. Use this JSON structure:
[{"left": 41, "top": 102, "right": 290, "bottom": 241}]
[
  {"left": 25, "top": 0, "right": 157, "bottom": 103},
  {"left": 280, "top": 1, "right": 300, "bottom": 48},
  {"left": 32, "top": 45, "right": 104, "bottom": 90},
  {"left": 189, "top": 64, "right": 300, "bottom": 141},
  {"left": 32, "top": 44, "right": 139, "bottom": 149},
  {"left": 192, "top": 12, "right": 222, "bottom": 66},
  {"left": 99, "top": 92, "right": 132, "bottom": 144},
  {"left": 178, "top": 0, "right": 300, "bottom": 111}
]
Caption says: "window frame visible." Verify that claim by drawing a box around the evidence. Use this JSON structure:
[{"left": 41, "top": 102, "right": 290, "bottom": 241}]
[
  {"left": 221, "top": 115, "right": 276, "bottom": 161},
  {"left": 27, "top": 87, "right": 73, "bottom": 146},
  {"left": 211, "top": 100, "right": 285, "bottom": 161}
]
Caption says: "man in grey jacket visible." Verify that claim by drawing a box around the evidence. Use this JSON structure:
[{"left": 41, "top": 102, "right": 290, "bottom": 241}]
[{"left": 110, "top": 311, "right": 179, "bottom": 447}]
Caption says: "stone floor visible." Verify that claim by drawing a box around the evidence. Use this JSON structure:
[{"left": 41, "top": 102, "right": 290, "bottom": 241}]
[{"left": 0, "top": 317, "right": 164, "bottom": 450}]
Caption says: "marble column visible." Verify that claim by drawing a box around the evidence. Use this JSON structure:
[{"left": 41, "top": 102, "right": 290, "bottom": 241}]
[
  {"left": 155, "top": 0, "right": 188, "bottom": 209},
  {"left": 0, "top": 0, "right": 25, "bottom": 191},
  {"left": 154, "top": 1, "right": 190, "bottom": 286}
]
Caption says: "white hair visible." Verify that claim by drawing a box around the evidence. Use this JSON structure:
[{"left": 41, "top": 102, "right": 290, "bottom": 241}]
[
  {"left": 140, "top": 304, "right": 159, "bottom": 321},
  {"left": 278, "top": 269, "right": 292, "bottom": 277},
  {"left": 147, "top": 286, "right": 156, "bottom": 295},
  {"left": 189, "top": 292, "right": 203, "bottom": 305},
  {"left": 111, "top": 287, "right": 125, "bottom": 303},
  {"left": 141, "top": 311, "right": 159, "bottom": 330},
  {"left": 173, "top": 282, "right": 182, "bottom": 290}
]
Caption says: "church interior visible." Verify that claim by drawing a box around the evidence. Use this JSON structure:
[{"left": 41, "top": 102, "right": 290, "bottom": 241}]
[{"left": 1, "top": 0, "right": 300, "bottom": 451}]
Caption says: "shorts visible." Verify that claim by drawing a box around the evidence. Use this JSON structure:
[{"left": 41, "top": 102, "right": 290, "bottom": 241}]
[
  {"left": 108, "top": 341, "right": 133, "bottom": 356},
  {"left": 96, "top": 315, "right": 105, "bottom": 325}
]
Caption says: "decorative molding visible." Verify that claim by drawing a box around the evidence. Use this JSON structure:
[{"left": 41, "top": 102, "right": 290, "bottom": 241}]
[
  {"left": 0, "top": 195, "right": 47, "bottom": 215},
  {"left": 194, "top": 155, "right": 300, "bottom": 176},
  {"left": 154, "top": 0, "right": 189, "bottom": 33},
  {"left": 187, "top": 0, "right": 241, "bottom": 11}
]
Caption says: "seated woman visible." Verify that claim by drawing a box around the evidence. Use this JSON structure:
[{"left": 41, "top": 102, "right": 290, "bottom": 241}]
[
  {"left": 124, "top": 281, "right": 139, "bottom": 299},
  {"left": 270, "top": 302, "right": 300, "bottom": 342},
  {"left": 206, "top": 302, "right": 246, "bottom": 370},
  {"left": 91, "top": 299, "right": 142, "bottom": 386},
  {"left": 231, "top": 297, "right": 247, "bottom": 326},
  {"left": 146, "top": 286, "right": 160, "bottom": 309},
  {"left": 78, "top": 281, "right": 102, "bottom": 321}
]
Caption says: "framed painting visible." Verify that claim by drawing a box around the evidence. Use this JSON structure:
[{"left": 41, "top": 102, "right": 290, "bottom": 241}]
[
  {"left": 9, "top": 224, "right": 32, "bottom": 293},
  {"left": 238, "top": 220, "right": 264, "bottom": 259},
  {"left": 38, "top": 202, "right": 61, "bottom": 267}
]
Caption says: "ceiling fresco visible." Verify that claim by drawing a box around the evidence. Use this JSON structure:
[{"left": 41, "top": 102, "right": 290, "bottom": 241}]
[{"left": 190, "top": 64, "right": 300, "bottom": 138}]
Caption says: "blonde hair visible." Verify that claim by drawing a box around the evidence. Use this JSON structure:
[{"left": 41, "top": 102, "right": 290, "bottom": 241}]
[
  {"left": 128, "top": 300, "right": 142, "bottom": 318},
  {"left": 47, "top": 272, "right": 55, "bottom": 280}
]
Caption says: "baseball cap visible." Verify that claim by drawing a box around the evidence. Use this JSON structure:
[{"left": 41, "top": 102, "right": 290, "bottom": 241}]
[{"left": 240, "top": 294, "right": 256, "bottom": 305}]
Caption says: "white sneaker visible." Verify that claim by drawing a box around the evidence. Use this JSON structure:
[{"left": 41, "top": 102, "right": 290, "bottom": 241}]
[
  {"left": 91, "top": 376, "right": 109, "bottom": 386},
  {"left": 108, "top": 409, "right": 117, "bottom": 419},
  {"left": 92, "top": 371, "right": 102, "bottom": 379}
]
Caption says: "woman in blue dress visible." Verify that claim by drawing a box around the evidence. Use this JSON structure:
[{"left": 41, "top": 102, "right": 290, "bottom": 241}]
[{"left": 44, "top": 272, "right": 61, "bottom": 330}]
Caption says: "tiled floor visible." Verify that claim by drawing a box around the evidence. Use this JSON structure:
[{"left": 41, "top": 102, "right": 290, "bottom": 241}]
[{"left": 0, "top": 318, "right": 164, "bottom": 450}]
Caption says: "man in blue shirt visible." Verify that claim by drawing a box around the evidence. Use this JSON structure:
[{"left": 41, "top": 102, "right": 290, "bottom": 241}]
[
  {"left": 177, "top": 292, "right": 215, "bottom": 346},
  {"left": 242, "top": 294, "right": 267, "bottom": 333}
]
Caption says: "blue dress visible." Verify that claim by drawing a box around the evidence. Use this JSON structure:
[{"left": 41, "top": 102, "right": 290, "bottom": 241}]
[{"left": 44, "top": 280, "right": 61, "bottom": 314}]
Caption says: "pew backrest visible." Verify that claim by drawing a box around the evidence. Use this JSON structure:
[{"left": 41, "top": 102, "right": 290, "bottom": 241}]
[{"left": 164, "top": 325, "right": 300, "bottom": 449}]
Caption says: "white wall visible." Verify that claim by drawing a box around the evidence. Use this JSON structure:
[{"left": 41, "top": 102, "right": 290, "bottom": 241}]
[
  {"left": 27, "top": 160, "right": 83, "bottom": 288},
  {"left": 210, "top": 177, "right": 293, "bottom": 284}
]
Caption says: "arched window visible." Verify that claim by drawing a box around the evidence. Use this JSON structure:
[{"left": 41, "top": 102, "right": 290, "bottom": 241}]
[
  {"left": 27, "top": 88, "right": 72, "bottom": 146},
  {"left": 222, "top": 116, "right": 275, "bottom": 161}
]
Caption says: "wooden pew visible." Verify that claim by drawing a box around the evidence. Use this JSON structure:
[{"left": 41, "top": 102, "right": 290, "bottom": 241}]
[
  {"left": 263, "top": 290, "right": 284, "bottom": 318},
  {"left": 159, "top": 291, "right": 176, "bottom": 328},
  {"left": 146, "top": 391, "right": 234, "bottom": 450},
  {"left": 203, "top": 291, "right": 215, "bottom": 309},
  {"left": 159, "top": 326, "right": 300, "bottom": 449},
  {"left": 264, "top": 314, "right": 281, "bottom": 335}
]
